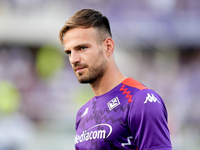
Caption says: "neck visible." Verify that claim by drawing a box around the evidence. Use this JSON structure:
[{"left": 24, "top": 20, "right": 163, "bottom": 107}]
[{"left": 90, "top": 64, "right": 126, "bottom": 96}]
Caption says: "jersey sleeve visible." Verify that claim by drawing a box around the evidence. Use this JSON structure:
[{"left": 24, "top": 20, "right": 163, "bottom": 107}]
[{"left": 128, "top": 89, "right": 172, "bottom": 150}]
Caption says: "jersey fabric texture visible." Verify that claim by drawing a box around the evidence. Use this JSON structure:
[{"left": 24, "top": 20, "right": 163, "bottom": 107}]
[{"left": 75, "top": 78, "right": 172, "bottom": 150}]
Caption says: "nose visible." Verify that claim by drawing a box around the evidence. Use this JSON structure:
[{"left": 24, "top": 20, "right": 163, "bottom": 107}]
[{"left": 69, "top": 51, "right": 80, "bottom": 65}]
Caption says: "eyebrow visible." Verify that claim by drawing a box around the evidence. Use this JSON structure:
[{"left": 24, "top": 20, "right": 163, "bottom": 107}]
[{"left": 64, "top": 43, "right": 91, "bottom": 53}]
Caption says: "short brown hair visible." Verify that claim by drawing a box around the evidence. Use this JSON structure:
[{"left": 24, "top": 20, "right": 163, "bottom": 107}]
[{"left": 58, "top": 9, "right": 112, "bottom": 45}]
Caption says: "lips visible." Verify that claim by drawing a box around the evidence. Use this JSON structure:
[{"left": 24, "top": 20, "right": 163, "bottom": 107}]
[{"left": 74, "top": 66, "right": 86, "bottom": 72}]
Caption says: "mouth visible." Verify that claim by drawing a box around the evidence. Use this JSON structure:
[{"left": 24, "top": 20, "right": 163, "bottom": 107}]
[{"left": 74, "top": 66, "right": 86, "bottom": 73}]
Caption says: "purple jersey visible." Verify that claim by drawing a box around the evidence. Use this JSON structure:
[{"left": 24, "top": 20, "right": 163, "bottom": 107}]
[{"left": 75, "top": 78, "right": 172, "bottom": 150}]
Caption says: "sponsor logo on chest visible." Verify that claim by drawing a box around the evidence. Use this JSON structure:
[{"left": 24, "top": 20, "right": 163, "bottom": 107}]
[{"left": 75, "top": 124, "right": 112, "bottom": 144}]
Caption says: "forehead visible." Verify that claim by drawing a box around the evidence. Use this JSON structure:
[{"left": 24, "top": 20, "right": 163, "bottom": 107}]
[{"left": 63, "top": 27, "right": 98, "bottom": 49}]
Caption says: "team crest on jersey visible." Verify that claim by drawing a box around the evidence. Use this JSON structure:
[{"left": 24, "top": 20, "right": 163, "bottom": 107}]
[{"left": 107, "top": 97, "right": 120, "bottom": 110}]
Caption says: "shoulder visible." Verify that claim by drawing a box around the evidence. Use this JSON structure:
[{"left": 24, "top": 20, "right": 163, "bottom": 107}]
[
  {"left": 121, "top": 78, "right": 168, "bottom": 119},
  {"left": 128, "top": 88, "right": 168, "bottom": 123},
  {"left": 119, "top": 78, "right": 148, "bottom": 103},
  {"left": 76, "top": 98, "right": 94, "bottom": 123},
  {"left": 121, "top": 78, "right": 164, "bottom": 105},
  {"left": 133, "top": 89, "right": 166, "bottom": 109},
  {"left": 127, "top": 89, "right": 171, "bottom": 150},
  {"left": 121, "top": 78, "right": 148, "bottom": 90},
  {"left": 76, "top": 98, "right": 93, "bottom": 116},
  {"left": 75, "top": 98, "right": 93, "bottom": 130}
]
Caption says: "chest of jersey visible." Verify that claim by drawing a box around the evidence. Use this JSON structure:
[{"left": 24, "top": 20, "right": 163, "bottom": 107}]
[{"left": 75, "top": 95, "right": 137, "bottom": 150}]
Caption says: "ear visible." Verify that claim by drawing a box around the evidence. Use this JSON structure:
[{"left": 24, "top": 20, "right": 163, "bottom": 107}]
[{"left": 104, "top": 37, "right": 115, "bottom": 57}]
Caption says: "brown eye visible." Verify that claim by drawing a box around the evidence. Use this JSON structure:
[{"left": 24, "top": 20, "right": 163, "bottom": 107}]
[{"left": 65, "top": 50, "right": 71, "bottom": 55}]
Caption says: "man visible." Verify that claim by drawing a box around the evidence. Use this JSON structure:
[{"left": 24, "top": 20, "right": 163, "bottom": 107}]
[{"left": 59, "top": 9, "right": 172, "bottom": 150}]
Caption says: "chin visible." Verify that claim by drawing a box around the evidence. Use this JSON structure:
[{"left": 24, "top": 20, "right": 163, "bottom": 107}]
[
  {"left": 78, "top": 79, "right": 89, "bottom": 84},
  {"left": 77, "top": 76, "right": 96, "bottom": 84}
]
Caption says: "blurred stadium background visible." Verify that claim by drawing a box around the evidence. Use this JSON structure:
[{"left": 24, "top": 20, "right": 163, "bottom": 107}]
[{"left": 0, "top": 0, "right": 200, "bottom": 149}]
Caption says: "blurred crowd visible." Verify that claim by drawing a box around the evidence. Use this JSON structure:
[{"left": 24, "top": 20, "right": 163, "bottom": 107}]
[{"left": 0, "top": 0, "right": 200, "bottom": 150}]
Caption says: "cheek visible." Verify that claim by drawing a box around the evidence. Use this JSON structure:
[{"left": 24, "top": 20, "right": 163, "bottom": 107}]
[
  {"left": 85, "top": 48, "right": 105, "bottom": 65},
  {"left": 86, "top": 52, "right": 98, "bottom": 63},
  {"left": 91, "top": 53, "right": 101, "bottom": 64}
]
